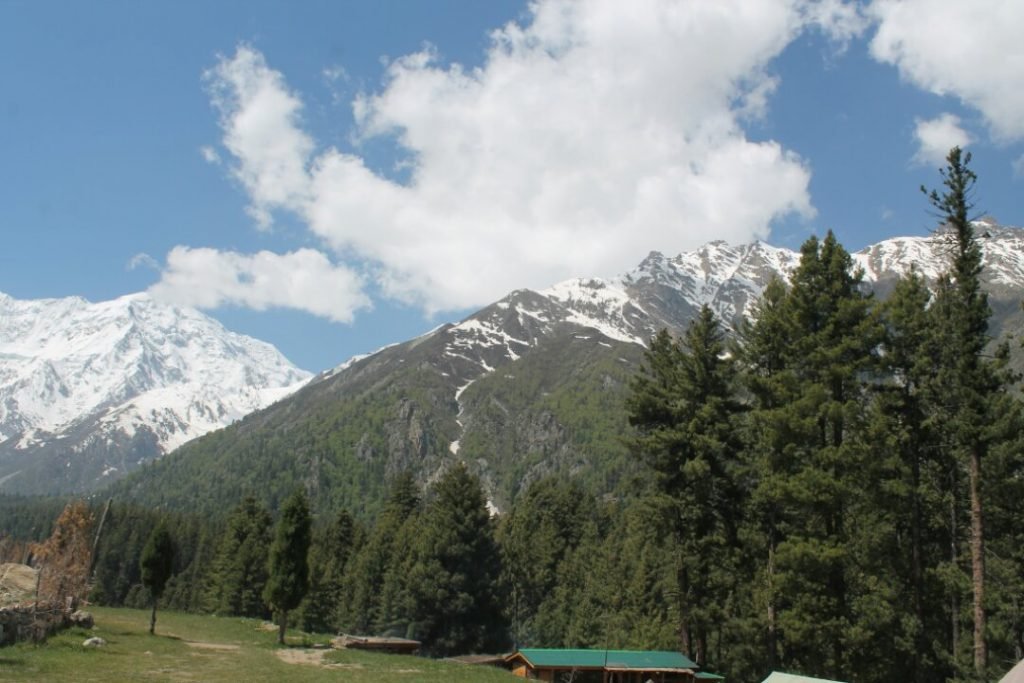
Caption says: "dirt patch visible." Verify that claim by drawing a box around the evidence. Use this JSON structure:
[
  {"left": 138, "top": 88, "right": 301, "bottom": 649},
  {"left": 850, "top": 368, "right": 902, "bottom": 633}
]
[
  {"left": 275, "top": 648, "right": 329, "bottom": 666},
  {"left": 0, "top": 564, "right": 37, "bottom": 606},
  {"left": 185, "top": 641, "right": 240, "bottom": 652}
]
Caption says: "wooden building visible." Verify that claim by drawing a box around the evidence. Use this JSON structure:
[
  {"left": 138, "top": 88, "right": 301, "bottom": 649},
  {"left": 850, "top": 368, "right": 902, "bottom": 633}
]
[{"left": 504, "top": 648, "right": 725, "bottom": 682}]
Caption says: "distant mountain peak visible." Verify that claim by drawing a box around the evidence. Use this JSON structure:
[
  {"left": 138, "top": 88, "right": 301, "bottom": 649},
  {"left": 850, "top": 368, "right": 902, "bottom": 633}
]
[{"left": 0, "top": 290, "right": 311, "bottom": 493}]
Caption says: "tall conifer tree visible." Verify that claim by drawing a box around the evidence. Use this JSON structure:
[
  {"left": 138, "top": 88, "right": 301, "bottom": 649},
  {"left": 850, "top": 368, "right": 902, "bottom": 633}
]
[
  {"left": 922, "top": 147, "right": 1004, "bottom": 677},
  {"left": 405, "top": 463, "right": 507, "bottom": 655},
  {"left": 207, "top": 495, "right": 272, "bottom": 617},
  {"left": 140, "top": 521, "right": 175, "bottom": 635},
  {"left": 628, "top": 305, "right": 742, "bottom": 666},
  {"left": 264, "top": 489, "right": 312, "bottom": 645}
]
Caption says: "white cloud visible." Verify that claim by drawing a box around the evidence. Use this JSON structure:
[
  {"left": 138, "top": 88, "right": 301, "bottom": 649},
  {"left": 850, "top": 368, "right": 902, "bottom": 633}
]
[
  {"left": 199, "top": 145, "right": 221, "bottom": 165},
  {"left": 148, "top": 247, "right": 370, "bottom": 323},
  {"left": 204, "top": 46, "right": 314, "bottom": 228},
  {"left": 912, "top": 113, "right": 972, "bottom": 167},
  {"left": 192, "top": 1, "right": 869, "bottom": 318},
  {"left": 127, "top": 253, "right": 159, "bottom": 271},
  {"left": 869, "top": 0, "right": 1024, "bottom": 142}
]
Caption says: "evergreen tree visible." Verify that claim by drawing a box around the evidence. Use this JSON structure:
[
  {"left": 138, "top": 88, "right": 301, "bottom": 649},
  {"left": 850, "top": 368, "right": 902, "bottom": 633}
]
[
  {"left": 869, "top": 272, "right": 950, "bottom": 682},
  {"left": 627, "top": 305, "right": 743, "bottom": 666},
  {"left": 735, "top": 275, "right": 795, "bottom": 674},
  {"left": 297, "top": 508, "right": 360, "bottom": 633},
  {"left": 264, "top": 489, "right": 312, "bottom": 645},
  {"left": 405, "top": 463, "right": 508, "bottom": 655},
  {"left": 499, "top": 477, "right": 596, "bottom": 647},
  {"left": 922, "top": 147, "right": 1005, "bottom": 678},
  {"left": 207, "top": 496, "right": 272, "bottom": 617},
  {"left": 140, "top": 521, "right": 175, "bottom": 635},
  {"left": 338, "top": 472, "right": 420, "bottom": 634},
  {"left": 738, "top": 233, "right": 879, "bottom": 680}
]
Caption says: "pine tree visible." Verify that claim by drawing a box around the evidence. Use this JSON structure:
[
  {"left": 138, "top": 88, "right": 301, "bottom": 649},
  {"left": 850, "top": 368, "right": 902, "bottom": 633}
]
[
  {"left": 869, "top": 271, "right": 949, "bottom": 682},
  {"left": 264, "top": 489, "right": 312, "bottom": 645},
  {"left": 736, "top": 275, "right": 795, "bottom": 673},
  {"left": 405, "top": 463, "right": 508, "bottom": 655},
  {"left": 207, "top": 496, "right": 272, "bottom": 617},
  {"left": 339, "top": 472, "right": 420, "bottom": 634},
  {"left": 140, "top": 521, "right": 175, "bottom": 635},
  {"left": 922, "top": 147, "right": 1008, "bottom": 678},
  {"left": 499, "top": 477, "right": 596, "bottom": 647},
  {"left": 627, "top": 305, "right": 743, "bottom": 666},
  {"left": 738, "top": 233, "right": 879, "bottom": 680},
  {"left": 297, "top": 508, "right": 359, "bottom": 633}
]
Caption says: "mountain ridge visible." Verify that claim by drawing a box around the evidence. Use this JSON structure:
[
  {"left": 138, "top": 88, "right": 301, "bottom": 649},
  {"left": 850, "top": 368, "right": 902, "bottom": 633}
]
[{"left": 106, "top": 221, "right": 1024, "bottom": 517}]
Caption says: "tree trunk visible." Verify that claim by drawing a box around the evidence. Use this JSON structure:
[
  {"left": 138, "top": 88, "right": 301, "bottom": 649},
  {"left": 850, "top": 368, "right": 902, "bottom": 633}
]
[
  {"left": 766, "top": 527, "right": 777, "bottom": 671},
  {"left": 969, "top": 448, "right": 986, "bottom": 675},
  {"left": 911, "top": 450, "right": 924, "bottom": 682},
  {"left": 677, "top": 557, "right": 691, "bottom": 658},
  {"left": 278, "top": 609, "right": 288, "bottom": 645},
  {"left": 149, "top": 596, "right": 157, "bottom": 635},
  {"left": 950, "top": 491, "right": 959, "bottom": 664}
]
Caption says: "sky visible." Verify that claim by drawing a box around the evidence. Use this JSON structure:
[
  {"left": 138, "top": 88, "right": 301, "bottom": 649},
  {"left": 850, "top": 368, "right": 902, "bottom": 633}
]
[{"left": 1, "top": 0, "right": 1023, "bottom": 373}]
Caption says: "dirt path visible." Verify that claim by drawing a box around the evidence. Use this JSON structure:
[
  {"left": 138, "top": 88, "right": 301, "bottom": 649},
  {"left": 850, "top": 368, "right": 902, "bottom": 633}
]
[
  {"left": 272, "top": 651, "right": 331, "bottom": 663},
  {"left": 185, "top": 641, "right": 240, "bottom": 652}
]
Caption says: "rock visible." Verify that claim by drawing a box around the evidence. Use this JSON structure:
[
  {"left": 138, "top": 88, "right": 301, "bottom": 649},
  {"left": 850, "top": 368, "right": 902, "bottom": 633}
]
[
  {"left": 70, "top": 610, "right": 94, "bottom": 629},
  {"left": 83, "top": 636, "right": 106, "bottom": 648}
]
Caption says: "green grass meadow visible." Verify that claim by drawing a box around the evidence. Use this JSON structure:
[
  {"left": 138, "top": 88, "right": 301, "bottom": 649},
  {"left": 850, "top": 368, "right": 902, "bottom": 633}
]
[{"left": 0, "top": 607, "right": 518, "bottom": 682}]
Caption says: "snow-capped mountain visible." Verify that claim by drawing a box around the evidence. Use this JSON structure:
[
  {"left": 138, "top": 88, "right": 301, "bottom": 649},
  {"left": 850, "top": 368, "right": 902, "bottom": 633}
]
[
  {"left": 0, "top": 292, "right": 311, "bottom": 493},
  {"left": 96, "top": 222, "right": 1024, "bottom": 515}
]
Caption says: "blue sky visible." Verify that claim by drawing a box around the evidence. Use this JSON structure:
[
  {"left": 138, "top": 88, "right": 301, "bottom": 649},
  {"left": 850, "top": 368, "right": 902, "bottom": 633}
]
[{"left": 2, "top": 0, "right": 1022, "bottom": 372}]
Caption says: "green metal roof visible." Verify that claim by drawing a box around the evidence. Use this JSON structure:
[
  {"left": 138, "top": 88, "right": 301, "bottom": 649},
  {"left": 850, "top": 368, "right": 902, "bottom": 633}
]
[
  {"left": 515, "top": 648, "right": 699, "bottom": 670},
  {"left": 762, "top": 672, "right": 847, "bottom": 683},
  {"left": 696, "top": 672, "right": 726, "bottom": 680}
]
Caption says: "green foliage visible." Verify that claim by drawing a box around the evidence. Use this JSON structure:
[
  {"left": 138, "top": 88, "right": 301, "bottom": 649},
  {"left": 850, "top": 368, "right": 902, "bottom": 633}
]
[
  {"left": 404, "top": 463, "right": 508, "bottom": 656},
  {"left": 295, "top": 508, "right": 361, "bottom": 633},
  {"left": 264, "top": 489, "right": 312, "bottom": 643},
  {"left": 140, "top": 520, "right": 175, "bottom": 634},
  {"left": 628, "top": 305, "right": 744, "bottom": 667},
  {"left": 140, "top": 522, "right": 175, "bottom": 599},
  {"left": 207, "top": 495, "right": 272, "bottom": 618}
]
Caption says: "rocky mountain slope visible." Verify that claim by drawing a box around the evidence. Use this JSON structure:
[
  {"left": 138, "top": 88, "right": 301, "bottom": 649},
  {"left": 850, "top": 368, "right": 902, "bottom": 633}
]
[
  {"left": 0, "top": 292, "right": 311, "bottom": 494},
  {"left": 109, "top": 220, "right": 1024, "bottom": 518}
]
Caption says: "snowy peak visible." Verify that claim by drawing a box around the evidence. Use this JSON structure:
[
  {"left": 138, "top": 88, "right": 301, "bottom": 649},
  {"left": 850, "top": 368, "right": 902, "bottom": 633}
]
[
  {"left": 853, "top": 220, "right": 1024, "bottom": 293},
  {"left": 0, "top": 291, "right": 311, "bottom": 492}
]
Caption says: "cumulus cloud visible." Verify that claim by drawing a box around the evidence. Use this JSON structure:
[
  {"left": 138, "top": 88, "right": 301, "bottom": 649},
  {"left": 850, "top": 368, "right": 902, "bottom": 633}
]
[
  {"left": 204, "top": 46, "right": 314, "bottom": 228},
  {"left": 176, "top": 1, "right": 868, "bottom": 319},
  {"left": 869, "top": 0, "right": 1024, "bottom": 142},
  {"left": 912, "top": 113, "right": 972, "bottom": 167},
  {"left": 148, "top": 247, "right": 370, "bottom": 323}
]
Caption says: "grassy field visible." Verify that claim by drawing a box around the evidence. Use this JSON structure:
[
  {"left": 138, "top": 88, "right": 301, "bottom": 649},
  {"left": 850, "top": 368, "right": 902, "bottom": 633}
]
[{"left": 0, "top": 606, "right": 519, "bottom": 682}]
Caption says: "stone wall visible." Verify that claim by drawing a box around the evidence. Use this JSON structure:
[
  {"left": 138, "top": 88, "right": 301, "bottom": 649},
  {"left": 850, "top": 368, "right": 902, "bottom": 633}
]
[{"left": 0, "top": 602, "right": 70, "bottom": 646}]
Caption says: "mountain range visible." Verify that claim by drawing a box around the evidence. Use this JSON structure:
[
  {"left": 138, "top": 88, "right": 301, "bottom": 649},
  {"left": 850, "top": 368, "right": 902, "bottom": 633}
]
[
  {"left": 4, "top": 219, "right": 1023, "bottom": 511},
  {"left": 0, "top": 292, "right": 310, "bottom": 494}
]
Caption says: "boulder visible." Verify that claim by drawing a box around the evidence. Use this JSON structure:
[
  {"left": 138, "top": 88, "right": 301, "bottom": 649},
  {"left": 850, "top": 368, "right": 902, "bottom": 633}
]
[
  {"left": 70, "top": 610, "right": 94, "bottom": 629},
  {"left": 82, "top": 636, "right": 106, "bottom": 648}
]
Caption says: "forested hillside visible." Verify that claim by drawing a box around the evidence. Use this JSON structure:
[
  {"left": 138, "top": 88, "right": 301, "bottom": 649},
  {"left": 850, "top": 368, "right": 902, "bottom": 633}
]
[{"left": 2, "top": 150, "right": 1022, "bottom": 683}]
